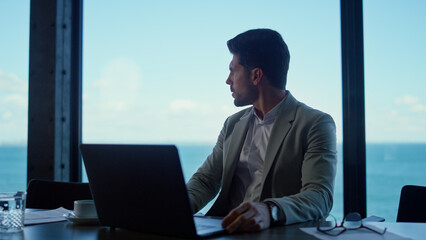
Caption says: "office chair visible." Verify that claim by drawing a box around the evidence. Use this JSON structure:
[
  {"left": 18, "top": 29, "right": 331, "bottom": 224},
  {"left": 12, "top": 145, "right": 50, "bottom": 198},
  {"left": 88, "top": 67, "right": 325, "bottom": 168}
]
[
  {"left": 26, "top": 179, "right": 93, "bottom": 210},
  {"left": 396, "top": 185, "right": 426, "bottom": 222}
]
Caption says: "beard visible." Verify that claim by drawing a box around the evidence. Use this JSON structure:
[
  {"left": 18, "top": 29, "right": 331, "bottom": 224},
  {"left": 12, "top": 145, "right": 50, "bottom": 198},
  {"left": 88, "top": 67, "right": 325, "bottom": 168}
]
[{"left": 233, "top": 84, "right": 259, "bottom": 107}]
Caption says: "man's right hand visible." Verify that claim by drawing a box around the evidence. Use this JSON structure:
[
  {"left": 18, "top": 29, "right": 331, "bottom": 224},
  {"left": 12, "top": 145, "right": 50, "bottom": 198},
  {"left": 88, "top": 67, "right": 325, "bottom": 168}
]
[{"left": 221, "top": 202, "right": 271, "bottom": 234}]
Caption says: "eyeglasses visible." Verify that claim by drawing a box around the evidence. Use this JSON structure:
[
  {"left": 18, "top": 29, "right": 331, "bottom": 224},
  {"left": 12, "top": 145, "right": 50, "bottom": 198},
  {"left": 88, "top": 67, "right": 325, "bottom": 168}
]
[{"left": 317, "top": 212, "right": 387, "bottom": 236}]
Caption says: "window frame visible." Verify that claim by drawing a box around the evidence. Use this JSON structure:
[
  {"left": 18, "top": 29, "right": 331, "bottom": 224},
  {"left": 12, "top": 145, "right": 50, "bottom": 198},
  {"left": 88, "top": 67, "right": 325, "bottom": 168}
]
[{"left": 27, "top": 0, "right": 367, "bottom": 218}]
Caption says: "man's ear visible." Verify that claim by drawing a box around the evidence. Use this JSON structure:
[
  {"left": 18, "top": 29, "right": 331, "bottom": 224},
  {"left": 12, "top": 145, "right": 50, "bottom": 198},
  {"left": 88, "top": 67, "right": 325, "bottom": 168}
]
[{"left": 251, "top": 68, "right": 263, "bottom": 86}]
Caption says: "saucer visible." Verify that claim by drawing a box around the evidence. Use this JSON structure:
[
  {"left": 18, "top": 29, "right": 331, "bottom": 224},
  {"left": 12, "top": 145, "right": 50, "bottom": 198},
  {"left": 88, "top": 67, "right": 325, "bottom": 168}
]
[{"left": 63, "top": 211, "right": 99, "bottom": 225}]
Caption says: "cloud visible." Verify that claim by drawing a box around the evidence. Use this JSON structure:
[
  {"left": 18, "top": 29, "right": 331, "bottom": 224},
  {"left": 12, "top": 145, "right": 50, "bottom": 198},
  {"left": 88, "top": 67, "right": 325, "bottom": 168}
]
[
  {"left": 0, "top": 69, "right": 28, "bottom": 109},
  {"left": 0, "top": 69, "right": 28, "bottom": 93},
  {"left": 83, "top": 57, "right": 143, "bottom": 121},
  {"left": 158, "top": 100, "right": 239, "bottom": 143},
  {"left": 82, "top": 57, "right": 240, "bottom": 144},
  {"left": 366, "top": 110, "right": 426, "bottom": 142},
  {"left": 170, "top": 99, "right": 198, "bottom": 112},
  {"left": 366, "top": 95, "right": 426, "bottom": 142},
  {"left": 395, "top": 95, "right": 426, "bottom": 113},
  {"left": 2, "top": 111, "right": 12, "bottom": 120},
  {"left": 83, "top": 57, "right": 148, "bottom": 142},
  {"left": 91, "top": 57, "right": 142, "bottom": 99},
  {"left": 395, "top": 95, "right": 417, "bottom": 105},
  {"left": 1, "top": 94, "right": 27, "bottom": 108},
  {"left": 83, "top": 95, "right": 239, "bottom": 144},
  {"left": 0, "top": 69, "right": 28, "bottom": 144}
]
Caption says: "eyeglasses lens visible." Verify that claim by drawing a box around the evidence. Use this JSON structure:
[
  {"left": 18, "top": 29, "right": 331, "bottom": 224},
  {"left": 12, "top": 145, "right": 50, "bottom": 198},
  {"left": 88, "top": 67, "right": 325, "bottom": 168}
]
[
  {"left": 318, "top": 220, "right": 335, "bottom": 231},
  {"left": 343, "top": 212, "right": 362, "bottom": 229}
]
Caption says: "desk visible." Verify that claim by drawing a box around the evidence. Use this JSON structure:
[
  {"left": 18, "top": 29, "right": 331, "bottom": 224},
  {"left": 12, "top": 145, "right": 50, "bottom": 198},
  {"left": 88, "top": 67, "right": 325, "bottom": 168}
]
[{"left": 0, "top": 221, "right": 319, "bottom": 240}]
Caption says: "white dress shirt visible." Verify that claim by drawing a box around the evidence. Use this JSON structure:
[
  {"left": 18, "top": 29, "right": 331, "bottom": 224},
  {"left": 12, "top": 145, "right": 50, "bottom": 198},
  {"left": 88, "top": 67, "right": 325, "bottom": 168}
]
[{"left": 229, "top": 98, "right": 286, "bottom": 209}]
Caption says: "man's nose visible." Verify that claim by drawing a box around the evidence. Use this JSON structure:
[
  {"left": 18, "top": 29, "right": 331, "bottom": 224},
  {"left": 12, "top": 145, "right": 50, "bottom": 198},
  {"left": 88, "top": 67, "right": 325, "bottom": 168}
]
[{"left": 226, "top": 76, "right": 231, "bottom": 85}]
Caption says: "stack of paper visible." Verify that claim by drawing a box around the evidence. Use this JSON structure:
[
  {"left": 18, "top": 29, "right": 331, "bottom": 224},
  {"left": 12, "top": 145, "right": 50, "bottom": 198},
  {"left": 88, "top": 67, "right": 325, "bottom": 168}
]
[{"left": 24, "top": 207, "right": 69, "bottom": 225}]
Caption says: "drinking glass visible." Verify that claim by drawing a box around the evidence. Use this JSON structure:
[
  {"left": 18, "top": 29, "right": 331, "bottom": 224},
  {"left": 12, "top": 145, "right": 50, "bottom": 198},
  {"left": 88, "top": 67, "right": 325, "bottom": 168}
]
[{"left": 0, "top": 192, "right": 26, "bottom": 233}]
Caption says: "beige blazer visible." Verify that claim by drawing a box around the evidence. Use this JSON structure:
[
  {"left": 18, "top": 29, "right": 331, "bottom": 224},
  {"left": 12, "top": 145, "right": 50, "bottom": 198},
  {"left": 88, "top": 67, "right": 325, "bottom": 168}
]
[{"left": 186, "top": 92, "right": 337, "bottom": 225}]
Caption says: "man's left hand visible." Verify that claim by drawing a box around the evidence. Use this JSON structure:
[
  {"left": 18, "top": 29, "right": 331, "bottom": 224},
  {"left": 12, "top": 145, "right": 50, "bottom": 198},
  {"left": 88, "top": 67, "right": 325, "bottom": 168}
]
[{"left": 221, "top": 202, "right": 271, "bottom": 234}]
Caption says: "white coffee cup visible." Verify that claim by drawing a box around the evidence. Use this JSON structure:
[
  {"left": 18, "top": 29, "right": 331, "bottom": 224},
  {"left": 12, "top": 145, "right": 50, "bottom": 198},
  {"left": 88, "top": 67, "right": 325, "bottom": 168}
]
[{"left": 73, "top": 200, "right": 98, "bottom": 219}]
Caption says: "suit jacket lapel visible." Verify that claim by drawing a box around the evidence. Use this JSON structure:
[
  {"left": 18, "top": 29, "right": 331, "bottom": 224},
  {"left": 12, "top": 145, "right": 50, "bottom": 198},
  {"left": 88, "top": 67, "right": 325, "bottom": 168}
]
[
  {"left": 207, "top": 110, "right": 252, "bottom": 216},
  {"left": 220, "top": 110, "right": 252, "bottom": 196},
  {"left": 261, "top": 92, "right": 298, "bottom": 184}
]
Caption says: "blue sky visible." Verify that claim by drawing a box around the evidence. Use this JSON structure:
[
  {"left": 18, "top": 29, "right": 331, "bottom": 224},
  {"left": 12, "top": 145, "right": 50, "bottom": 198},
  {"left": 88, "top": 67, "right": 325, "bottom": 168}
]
[{"left": 0, "top": 0, "right": 425, "bottom": 145}]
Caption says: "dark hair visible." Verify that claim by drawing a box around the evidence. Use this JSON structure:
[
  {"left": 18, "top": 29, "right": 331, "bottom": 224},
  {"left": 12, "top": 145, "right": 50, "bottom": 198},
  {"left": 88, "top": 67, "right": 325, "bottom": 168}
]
[{"left": 227, "top": 29, "right": 290, "bottom": 90}]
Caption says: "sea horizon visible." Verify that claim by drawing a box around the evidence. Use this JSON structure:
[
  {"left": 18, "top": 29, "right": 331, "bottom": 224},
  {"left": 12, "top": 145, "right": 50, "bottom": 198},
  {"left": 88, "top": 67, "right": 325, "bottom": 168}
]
[{"left": 1, "top": 143, "right": 425, "bottom": 222}]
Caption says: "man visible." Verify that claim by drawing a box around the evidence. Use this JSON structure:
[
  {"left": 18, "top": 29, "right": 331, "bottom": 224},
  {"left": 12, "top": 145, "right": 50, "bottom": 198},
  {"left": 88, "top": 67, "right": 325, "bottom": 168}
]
[{"left": 186, "top": 29, "right": 337, "bottom": 233}]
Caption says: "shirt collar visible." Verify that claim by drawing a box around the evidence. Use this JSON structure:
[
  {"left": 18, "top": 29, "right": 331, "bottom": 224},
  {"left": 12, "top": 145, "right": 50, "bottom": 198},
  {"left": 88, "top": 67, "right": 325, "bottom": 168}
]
[{"left": 252, "top": 95, "right": 287, "bottom": 124}]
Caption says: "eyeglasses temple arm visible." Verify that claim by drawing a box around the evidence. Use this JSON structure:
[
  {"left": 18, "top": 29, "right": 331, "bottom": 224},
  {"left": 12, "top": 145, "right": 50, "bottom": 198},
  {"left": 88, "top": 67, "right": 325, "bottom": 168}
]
[{"left": 363, "top": 225, "right": 387, "bottom": 235}]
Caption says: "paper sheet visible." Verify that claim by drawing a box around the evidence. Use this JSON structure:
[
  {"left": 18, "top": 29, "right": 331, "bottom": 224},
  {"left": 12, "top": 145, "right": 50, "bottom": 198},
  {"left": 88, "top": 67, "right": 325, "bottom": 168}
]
[
  {"left": 24, "top": 207, "right": 69, "bottom": 225},
  {"left": 300, "top": 227, "right": 411, "bottom": 240},
  {"left": 365, "top": 222, "right": 426, "bottom": 240}
]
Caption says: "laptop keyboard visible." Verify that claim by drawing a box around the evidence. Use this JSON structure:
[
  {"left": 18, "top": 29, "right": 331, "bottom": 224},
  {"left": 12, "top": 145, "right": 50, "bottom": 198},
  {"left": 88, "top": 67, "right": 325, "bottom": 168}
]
[
  {"left": 196, "top": 223, "right": 217, "bottom": 231},
  {"left": 193, "top": 216, "right": 224, "bottom": 233}
]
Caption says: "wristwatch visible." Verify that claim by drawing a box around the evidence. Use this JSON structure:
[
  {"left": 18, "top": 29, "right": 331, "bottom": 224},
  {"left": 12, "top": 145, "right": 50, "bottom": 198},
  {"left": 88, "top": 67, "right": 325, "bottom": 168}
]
[{"left": 264, "top": 201, "right": 279, "bottom": 223}]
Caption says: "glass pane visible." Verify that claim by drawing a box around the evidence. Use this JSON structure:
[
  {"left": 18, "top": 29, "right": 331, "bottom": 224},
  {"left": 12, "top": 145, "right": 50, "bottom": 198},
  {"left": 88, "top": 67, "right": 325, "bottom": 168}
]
[
  {"left": 364, "top": 1, "right": 426, "bottom": 221},
  {"left": 82, "top": 0, "right": 342, "bottom": 215},
  {"left": 0, "top": 1, "right": 29, "bottom": 192}
]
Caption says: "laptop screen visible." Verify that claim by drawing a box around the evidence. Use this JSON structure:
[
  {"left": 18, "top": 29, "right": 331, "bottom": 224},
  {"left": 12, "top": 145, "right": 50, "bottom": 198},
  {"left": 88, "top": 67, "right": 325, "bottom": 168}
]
[{"left": 81, "top": 144, "right": 199, "bottom": 238}]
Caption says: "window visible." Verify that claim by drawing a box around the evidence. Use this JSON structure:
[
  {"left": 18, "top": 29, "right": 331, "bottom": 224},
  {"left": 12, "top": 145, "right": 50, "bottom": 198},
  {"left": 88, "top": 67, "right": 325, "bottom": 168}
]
[
  {"left": 82, "top": 0, "right": 342, "bottom": 214},
  {"left": 0, "top": 0, "right": 30, "bottom": 192},
  {"left": 364, "top": 1, "right": 426, "bottom": 221}
]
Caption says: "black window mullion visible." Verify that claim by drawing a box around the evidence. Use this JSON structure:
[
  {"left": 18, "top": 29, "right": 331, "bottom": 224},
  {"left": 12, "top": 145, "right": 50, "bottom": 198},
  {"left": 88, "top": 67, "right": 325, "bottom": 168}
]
[{"left": 340, "top": 0, "right": 367, "bottom": 218}]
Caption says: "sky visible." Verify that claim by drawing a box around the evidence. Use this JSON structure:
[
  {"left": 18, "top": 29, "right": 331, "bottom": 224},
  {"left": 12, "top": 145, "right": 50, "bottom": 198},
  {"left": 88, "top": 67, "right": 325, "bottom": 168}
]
[{"left": 0, "top": 0, "right": 426, "bottom": 145}]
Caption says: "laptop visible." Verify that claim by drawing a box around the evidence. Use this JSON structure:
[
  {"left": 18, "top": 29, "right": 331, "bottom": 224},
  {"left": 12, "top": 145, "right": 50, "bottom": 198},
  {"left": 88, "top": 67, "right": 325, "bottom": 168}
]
[{"left": 80, "top": 144, "right": 225, "bottom": 238}]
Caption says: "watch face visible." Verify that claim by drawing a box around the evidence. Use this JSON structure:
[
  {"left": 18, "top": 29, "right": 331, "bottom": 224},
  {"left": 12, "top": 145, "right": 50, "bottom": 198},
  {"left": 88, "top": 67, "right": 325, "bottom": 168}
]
[{"left": 271, "top": 206, "right": 278, "bottom": 221}]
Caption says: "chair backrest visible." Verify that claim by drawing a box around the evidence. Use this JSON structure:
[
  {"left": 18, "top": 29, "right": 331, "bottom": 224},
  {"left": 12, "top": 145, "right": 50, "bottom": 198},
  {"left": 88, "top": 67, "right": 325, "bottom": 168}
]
[
  {"left": 26, "top": 179, "right": 93, "bottom": 210},
  {"left": 396, "top": 185, "right": 426, "bottom": 222}
]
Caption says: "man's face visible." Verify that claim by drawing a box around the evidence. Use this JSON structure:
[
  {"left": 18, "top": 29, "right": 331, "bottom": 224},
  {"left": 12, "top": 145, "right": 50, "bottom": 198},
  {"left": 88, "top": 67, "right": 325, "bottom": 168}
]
[{"left": 226, "top": 55, "right": 258, "bottom": 107}]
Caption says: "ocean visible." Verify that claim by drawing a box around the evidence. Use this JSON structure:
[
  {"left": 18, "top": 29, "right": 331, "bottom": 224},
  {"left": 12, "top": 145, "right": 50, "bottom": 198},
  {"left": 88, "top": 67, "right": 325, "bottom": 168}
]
[{"left": 1, "top": 143, "right": 425, "bottom": 222}]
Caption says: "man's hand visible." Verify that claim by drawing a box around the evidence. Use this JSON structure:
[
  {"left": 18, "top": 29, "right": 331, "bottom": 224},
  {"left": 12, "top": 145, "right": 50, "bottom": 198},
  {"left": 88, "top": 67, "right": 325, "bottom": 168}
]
[{"left": 221, "top": 202, "right": 271, "bottom": 234}]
